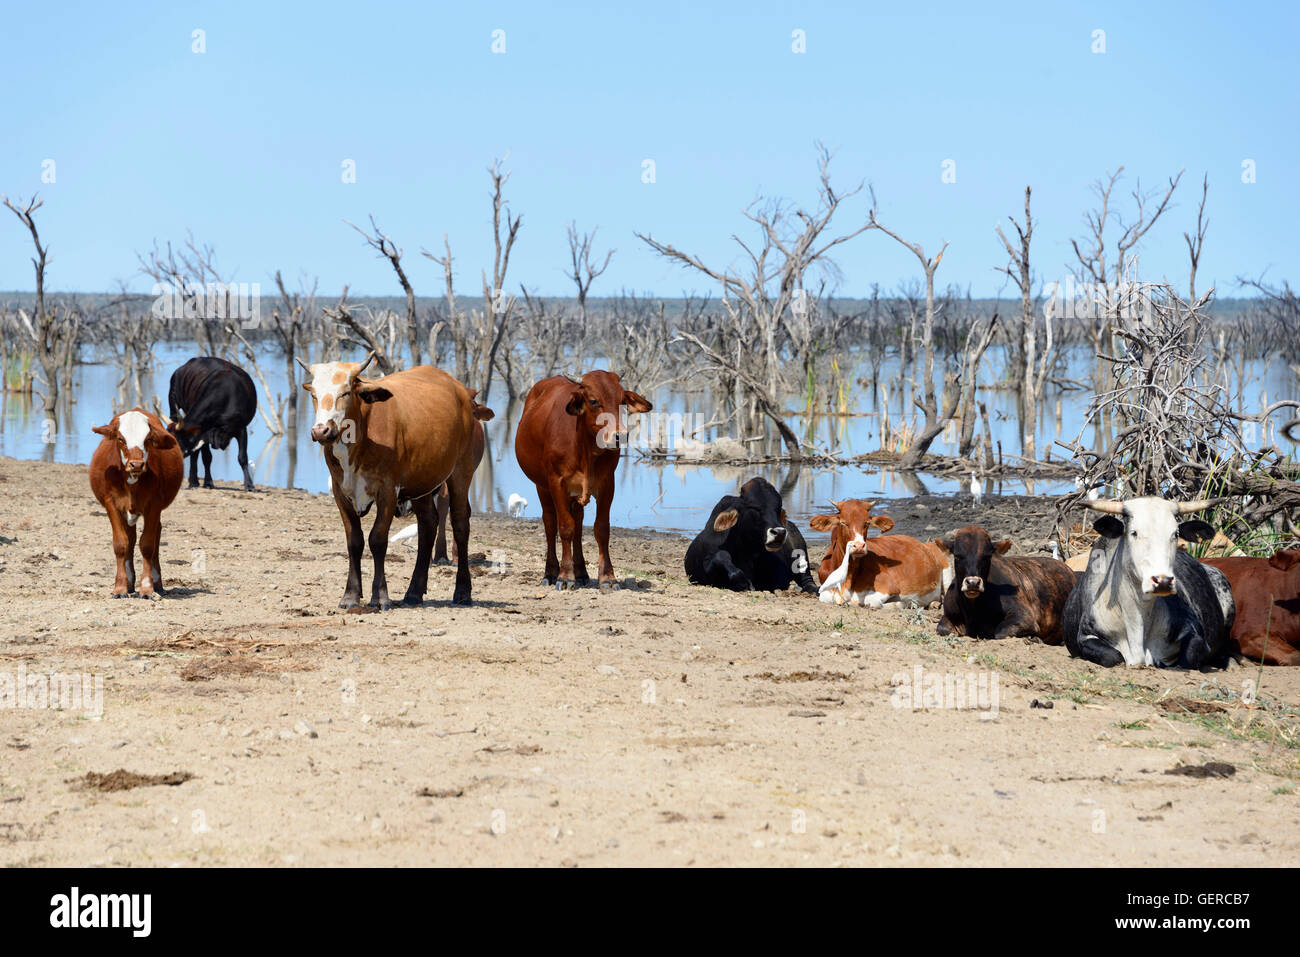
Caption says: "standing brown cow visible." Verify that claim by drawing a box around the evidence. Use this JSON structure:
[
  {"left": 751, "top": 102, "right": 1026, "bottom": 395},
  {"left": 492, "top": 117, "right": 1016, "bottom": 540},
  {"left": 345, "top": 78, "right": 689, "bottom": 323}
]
[
  {"left": 514, "top": 370, "right": 652, "bottom": 589},
  {"left": 88, "top": 408, "right": 184, "bottom": 598},
  {"left": 299, "top": 354, "right": 491, "bottom": 608},
  {"left": 1202, "top": 549, "right": 1300, "bottom": 664}
]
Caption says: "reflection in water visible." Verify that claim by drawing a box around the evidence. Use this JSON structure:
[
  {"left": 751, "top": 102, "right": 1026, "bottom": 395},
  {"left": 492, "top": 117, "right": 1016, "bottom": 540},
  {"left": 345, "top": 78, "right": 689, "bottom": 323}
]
[{"left": 5, "top": 340, "right": 1292, "bottom": 536}]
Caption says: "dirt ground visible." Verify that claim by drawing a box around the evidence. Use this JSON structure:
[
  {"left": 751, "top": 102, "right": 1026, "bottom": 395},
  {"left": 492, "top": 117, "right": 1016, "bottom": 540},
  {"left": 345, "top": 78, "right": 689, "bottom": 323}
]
[{"left": 0, "top": 456, "right": 1296, "bottom": 867}]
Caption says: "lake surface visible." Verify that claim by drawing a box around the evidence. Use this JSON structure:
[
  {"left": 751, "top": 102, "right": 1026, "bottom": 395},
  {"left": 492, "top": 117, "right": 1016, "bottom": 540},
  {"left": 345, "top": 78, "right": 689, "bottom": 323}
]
[{"left": 3, "top": 340, "right": 1292, "bottom": 538}]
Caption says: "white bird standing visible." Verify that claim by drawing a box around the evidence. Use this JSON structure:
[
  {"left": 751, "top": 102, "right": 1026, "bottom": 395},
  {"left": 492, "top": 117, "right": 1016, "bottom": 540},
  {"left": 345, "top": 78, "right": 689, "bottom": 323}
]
[
  {"left": 969, "top": 472, "right": 982, "bottom": 504},
  {"left": 1049, "top": 540, "right": 1061, "bottom": 561},
  {"left": 390, "top": 524, "right": 418, "bottom": 544},
  {"left": 507, "top": 493, "right": 528, "bottom": 518}
]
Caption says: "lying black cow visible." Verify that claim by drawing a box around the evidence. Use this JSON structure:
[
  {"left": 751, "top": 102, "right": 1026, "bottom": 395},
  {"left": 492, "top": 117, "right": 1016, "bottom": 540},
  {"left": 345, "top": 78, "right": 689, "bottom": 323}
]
[
  {"left": 934, "top": 525, "right": 1076, "bottom": 644},
  {"left": 684, "top": 477, "right": 818, "bottom": 593},
  {"left": 167, "top": 356, "right": 258, "bottom": 490}
]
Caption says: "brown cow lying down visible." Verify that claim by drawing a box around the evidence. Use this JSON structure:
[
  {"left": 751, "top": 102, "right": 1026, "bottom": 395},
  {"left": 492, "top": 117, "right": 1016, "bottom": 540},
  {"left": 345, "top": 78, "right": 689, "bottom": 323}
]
[
  {"left": 811, "top": 499, "right": 951, "bottom": 607},
  {"left": 88, "top": 408, "right": 184, "bottom": 598},
  {"left": 934, "top": 525, "right": 1076, "bottom": 644},
  {"left": 299, "top": 355, "right": 491, "bottom": 609},
  {"left": 1202, "top": 549, "right": 1300, "bottom": 664},
  {"left": 514, "top": 370, "right": 651, "bottom": 590}
]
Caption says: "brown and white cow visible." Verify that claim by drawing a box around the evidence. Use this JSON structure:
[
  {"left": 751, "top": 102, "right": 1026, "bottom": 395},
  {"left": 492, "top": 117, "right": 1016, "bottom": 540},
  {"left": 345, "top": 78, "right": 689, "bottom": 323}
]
[
  {"left": 88, "top": 408, "right": 184, "bottom": 598},
  {"left": 514, "top": 370, "right": 652, "bottom": 589},
  {"left": 298, "top": 354, "right": 491, "bottom": 608},
  {"left": 810, "top": 499, "right": 951, "bottom": 607},
  {"left": 1202, "top": 549, "right": 1300, "bottom": 665}
]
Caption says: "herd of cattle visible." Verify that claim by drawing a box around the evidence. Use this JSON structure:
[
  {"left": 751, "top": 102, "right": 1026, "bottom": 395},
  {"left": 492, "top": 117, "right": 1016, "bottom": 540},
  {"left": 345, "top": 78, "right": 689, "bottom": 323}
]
[{"left": 84, "top": 356, "right": 1300, "bottom": 669}]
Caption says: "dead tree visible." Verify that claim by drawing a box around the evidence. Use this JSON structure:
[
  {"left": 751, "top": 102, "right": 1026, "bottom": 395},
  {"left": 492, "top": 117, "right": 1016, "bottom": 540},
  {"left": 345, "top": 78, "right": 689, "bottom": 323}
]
[
  {"left": 639, "top": 145, "right": 871, "bottom": 458},
  {"left": 2, "top": 194, "right": 81, "bottom": 423},
  {"left": 996, "top": 185, "right": 1054, "bottom": 460},
  {"left": 347, "top": 216, "right": 420, "bottom": 366},
  {"left": 867, "top": 197, "right": 954, "bottom": 468},
  {"left": 324, "top": 286, "right": 397, "bottom": 375},
  {"left": 565, "top": 222, "right": 614, "bottom": 357},
  {"left": 478, "top": 158, "right": 522, "bottom": 403}
]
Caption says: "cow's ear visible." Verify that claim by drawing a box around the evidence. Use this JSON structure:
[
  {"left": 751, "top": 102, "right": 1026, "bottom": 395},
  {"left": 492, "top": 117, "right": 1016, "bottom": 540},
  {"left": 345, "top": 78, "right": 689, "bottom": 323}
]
[
  {"left": 1093, "top": 516, "right": 1124, "bottom": 539},
  {"left": 1268, "top": 549, "right": 1300, "bottom": 571},
  {"left": 357, "top": 383, "right": 393, "bottom": 404},
  {"left": 92, "top": 424, "right": 114, "bottom": 438},
  {"left": 994, "top": 539, "right": 1013, "bottom": 554},
  {"left": 565, "top": 388, "right": 587, "bottom": 416},
  {"left": 809, "top": 514, "right": 838, "bottom": 532},
  {"left": 779, "top": 508, "right": 787, "bottom": 525},
  {"left": 473, "top": 403, "right": 495, "bottom": 422},
  {"left": 933, "top": 538, "right": 953, "bottom": 554},
  {"left": 870, "top": 515, "right": 895, "bottom": 534},
  {"left": 1177, "top": 520, "right": 1215, "bottom": 544},
  {"left": 147, "top": 428, "right": 178, "bottom": 451},
  {"left": 622, "top": 390, "right": 652, "bottom": 414},
  {"left": 713, "top": 508, "right": 739, "bottom": 532}
]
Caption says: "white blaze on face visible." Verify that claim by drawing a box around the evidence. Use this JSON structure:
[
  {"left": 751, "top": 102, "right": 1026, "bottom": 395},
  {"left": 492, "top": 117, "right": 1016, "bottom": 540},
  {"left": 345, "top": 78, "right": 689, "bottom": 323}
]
[
  {"left": 117, "top": 410, "right": 150, "bottom": 473},
  {"left": 1119, "top": 497, "right": 1181, "bottom": 597},
  {"left": 307, "top": 362, "right": 356, "bottom": 436}
]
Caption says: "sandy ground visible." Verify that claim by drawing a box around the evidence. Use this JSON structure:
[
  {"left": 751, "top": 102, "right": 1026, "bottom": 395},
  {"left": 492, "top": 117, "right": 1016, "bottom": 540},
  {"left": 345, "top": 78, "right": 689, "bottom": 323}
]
[{"left": 0, "top": 455, "right": 1296, "bottom": 867}]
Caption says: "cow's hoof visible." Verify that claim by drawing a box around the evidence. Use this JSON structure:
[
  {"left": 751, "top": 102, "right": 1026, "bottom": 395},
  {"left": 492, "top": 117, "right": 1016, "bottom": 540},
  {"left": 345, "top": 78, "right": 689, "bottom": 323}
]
[
  {"left": 338, "top": 597, "right": 362, "bottom": 610},
  {"left": 452, "top": 589, "right": 472, "bottom": 606},
  {"left": 203, "top": 482, "right": 216, "bottom": 490},
  {"left": 243, "top": 484, "right": 255, "bottom": 492},
  {"left": 540, "top": 575, "right": 556, "bottom": 586},
  {"left": 555, "top": 578, "right": 576, "bottom": 591},
  {"left": 401, "top": 594, "right": 423, "bottom": 607},
  {"left": 111, "top": 591, "right": 129, "bottom": 599},
  {"left": 434, "top": 557, "right": 452, "bottom": 567},
  {"left": 599, "top": 580, "right": 617, "bottom": 592},
  {"left": 371, "top": 598, "right": 394, "bottom": 611}
]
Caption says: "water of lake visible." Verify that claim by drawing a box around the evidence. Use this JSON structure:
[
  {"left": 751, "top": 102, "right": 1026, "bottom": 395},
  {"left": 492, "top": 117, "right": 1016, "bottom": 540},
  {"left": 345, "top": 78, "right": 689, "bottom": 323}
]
[{"left": 2, "top": 341, "right": 1291, "bottom": 539}]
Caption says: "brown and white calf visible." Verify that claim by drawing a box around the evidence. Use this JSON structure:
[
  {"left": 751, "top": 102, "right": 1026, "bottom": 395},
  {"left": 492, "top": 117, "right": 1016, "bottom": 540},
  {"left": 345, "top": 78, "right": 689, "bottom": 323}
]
[
  {"left": 88, "top": 408, "right": 184, "bottom": 598},
  {"left": 810, "top": 499, "right": 952, "bottom": 607},
  {"left": 299, "top": 354, "right": 492, "bottom": 609}
]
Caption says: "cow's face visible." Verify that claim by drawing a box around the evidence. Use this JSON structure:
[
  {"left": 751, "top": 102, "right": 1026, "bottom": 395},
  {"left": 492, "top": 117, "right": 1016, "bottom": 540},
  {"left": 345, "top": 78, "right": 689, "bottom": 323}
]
[
  {"left": 1091, "top": 497, "right": 1214, "bottom": 598},
  {"left": 93, "top": 410, "right": 174, "bottom": 482},
  {"left": 810, "top": 500, "right": 895, "bottom": 561},
  {"left": 166, "top": 415, "right": 204, "bottom": 455},
  {"left": 302, "top": 360, "right": 391, "bottom": 444},
  {"left": 564, "top": 370, "right": 652, "bottom": 448},
  {"left": 711, "top": 477, "right": 790, "bottom": 551},
  {"left": 934, "top": 526, "right": 1010, "bottom": 598}
]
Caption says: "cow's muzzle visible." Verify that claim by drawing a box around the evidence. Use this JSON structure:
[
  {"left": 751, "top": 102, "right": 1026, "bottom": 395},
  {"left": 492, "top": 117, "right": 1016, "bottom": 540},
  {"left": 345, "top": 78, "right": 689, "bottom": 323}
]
[
  {"left": 1148, "top": 575, "right": 1176, "bottom": 596},
  {"left": 962, "top": 576, "right": 984, "bottom": 598},
  {"left": 764, "top": 527, "right": 786, "bottom": 552},
  {"left": 311, "top": 423, "right": 338, "bottom": 443}
]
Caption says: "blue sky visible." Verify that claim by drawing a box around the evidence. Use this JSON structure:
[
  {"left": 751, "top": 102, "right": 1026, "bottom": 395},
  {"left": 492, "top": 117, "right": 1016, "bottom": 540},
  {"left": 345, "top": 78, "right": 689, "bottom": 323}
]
[{"left": 0, "top": 1, "right": 1294, "bottom": 299}]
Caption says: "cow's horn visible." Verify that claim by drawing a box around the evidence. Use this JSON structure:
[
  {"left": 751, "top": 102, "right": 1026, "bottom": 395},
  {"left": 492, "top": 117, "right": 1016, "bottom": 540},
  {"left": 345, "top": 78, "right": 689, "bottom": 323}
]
[
  {"left": 357, "top": 351, "right": 377, "bottom": 375},
  {"left": 1176, "top": 498, "right": 1219, "bottom": 514},
  {"left": 1084, "top": 499, "right": 1124, "bottom": 514},
  {"left": 294, "top": 355, "right": 311, "bottom": 374}
]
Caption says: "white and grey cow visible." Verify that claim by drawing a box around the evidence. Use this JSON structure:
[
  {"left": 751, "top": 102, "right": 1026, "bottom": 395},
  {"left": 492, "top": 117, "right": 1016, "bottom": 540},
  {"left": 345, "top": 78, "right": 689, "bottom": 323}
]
[{"left": 1061, "top": 497, "right": 1234, "bottom": 668}]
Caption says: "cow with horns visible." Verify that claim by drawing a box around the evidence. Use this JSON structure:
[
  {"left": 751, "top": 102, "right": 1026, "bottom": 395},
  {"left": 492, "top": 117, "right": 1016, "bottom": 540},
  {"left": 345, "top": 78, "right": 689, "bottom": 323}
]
[
  {"left": 1062, "top": 497, "right": 1234, "bottom": 668},
  {"left": 297, "top": 353, "right": 492, "bottom": 609}
]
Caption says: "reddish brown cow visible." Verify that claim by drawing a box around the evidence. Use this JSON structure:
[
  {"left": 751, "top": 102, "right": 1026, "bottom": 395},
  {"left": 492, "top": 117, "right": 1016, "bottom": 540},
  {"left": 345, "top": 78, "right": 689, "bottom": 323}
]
[
  {"left": 810, "top": 499, "right": 951, "bottom": 607},
  {"left": 88, "top": 408, "right": 184, "bottom": 598},
  {"left": 514, "top": 370, "right": 652, "bottom": 589},
  {"left": 1202, "top": 549, "right": 1300, "bottom": 665}
]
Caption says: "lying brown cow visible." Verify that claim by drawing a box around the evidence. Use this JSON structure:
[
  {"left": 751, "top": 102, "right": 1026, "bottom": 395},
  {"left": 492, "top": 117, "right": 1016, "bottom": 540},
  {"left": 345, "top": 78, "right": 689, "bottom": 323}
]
[
  {"left": 1202, "top": 549, "right": 1300, "bottom": 664},
  {"left": 88, "top": 408, "right": 184, "bottom": 597},
  {"left": 934, "top": 525, "right": 1076, "bottom": 644},
  {"left": 299, "top": 354, "right": 491, "bottom": 608},
  {"left": 811, "top": 499, "right": 950, "bottom": 607},
  {"left": 514, "top": 370, "right": 652, "bottom": 589}
]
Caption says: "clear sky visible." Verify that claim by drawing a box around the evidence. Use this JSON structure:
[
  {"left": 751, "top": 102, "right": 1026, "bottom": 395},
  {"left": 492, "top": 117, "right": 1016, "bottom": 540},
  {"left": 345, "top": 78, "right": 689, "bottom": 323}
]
[{"left": 0, "top": 1, "right": 1294, "bottom": 300}]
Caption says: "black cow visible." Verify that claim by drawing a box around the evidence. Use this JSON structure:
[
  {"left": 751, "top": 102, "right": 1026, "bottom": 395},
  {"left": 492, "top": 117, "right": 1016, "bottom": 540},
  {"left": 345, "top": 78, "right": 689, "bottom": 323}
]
[
  {"left": 684, "top": 477, "right": 818, "bottom": 593},
  {"left": 167, "top": 356, "right": 258, "bottom": 490},
  {"left": 934, "top": 525, "right": 1076, "bottom": 644}
]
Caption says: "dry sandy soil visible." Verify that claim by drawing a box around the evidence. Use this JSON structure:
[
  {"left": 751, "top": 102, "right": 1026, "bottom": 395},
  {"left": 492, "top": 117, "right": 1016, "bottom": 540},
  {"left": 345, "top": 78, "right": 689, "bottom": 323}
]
[{"left": 0, "top": 455, "right": 1296, "bottom": 867}]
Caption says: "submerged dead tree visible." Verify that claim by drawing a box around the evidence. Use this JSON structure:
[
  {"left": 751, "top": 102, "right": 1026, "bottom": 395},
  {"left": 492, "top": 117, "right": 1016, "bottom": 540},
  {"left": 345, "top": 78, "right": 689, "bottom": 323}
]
[{"left": 638, "top": 144, "right": 872, "bottom": 459}]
